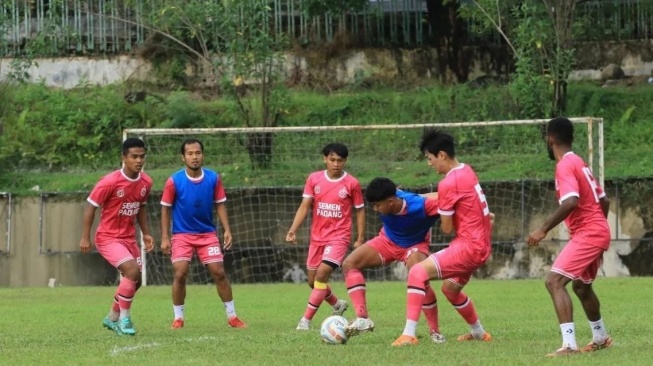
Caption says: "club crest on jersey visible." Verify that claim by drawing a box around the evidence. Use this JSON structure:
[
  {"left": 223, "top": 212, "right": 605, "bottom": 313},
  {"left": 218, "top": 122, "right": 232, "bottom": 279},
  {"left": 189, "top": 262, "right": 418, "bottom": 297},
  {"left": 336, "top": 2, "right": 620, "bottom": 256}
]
[
  {"left": 116, "top": 189, "right": 125, "bottom": 198},
  {"left": 314, "top": 185, "right": 321, "bottom": 194},
  {"left": 140, "top": 187, "right": 147, "bottom": 197},
  {"left": 338, "top": 187, "right": 348, "bottom": 198}
]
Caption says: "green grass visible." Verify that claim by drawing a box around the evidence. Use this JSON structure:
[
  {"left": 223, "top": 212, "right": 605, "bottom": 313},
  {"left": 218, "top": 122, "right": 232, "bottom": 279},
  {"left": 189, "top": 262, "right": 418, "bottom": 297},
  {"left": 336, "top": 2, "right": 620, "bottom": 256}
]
[{"left": 1, "top": 278, "right": 650, "bottom": 365}]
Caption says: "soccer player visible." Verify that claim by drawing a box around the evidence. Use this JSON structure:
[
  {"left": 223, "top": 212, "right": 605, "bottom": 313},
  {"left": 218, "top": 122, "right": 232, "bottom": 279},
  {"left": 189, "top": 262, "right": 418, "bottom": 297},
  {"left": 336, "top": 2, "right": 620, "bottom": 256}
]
[
  {"left": 344, "top": 177, "right": 444, "bottom": 344},
  {"left": 527, "top": 117, "right": 612, "bottom": 357},
  {"left": 160, "top": 139, "right": 246, "bottom": 329},
  {"left": 392, "top": 129, "right": 493, "bottom": 347},
  {"left": 286, "top": 143, "right": 365, "bottom": 330},
  {"left": 80, "top": 137, "right": 154, "bottom": 336}
]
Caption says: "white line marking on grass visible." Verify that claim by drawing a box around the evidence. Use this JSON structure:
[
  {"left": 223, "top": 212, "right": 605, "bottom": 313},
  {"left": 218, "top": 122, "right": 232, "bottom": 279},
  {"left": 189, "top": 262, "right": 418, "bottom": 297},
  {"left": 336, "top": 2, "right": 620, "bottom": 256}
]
[
  {"left": 109, "top": 342, "right": 161, "bottom": 356},
  {"left": 109, "top": 336, "right": 216, "bottom": 356}
]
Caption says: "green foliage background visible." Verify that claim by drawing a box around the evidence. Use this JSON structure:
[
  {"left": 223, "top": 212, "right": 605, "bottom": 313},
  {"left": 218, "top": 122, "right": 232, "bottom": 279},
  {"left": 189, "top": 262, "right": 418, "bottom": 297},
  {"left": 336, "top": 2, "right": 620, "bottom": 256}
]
[{"left": 0, "top": 82, "right": 651, "bottom": 193}]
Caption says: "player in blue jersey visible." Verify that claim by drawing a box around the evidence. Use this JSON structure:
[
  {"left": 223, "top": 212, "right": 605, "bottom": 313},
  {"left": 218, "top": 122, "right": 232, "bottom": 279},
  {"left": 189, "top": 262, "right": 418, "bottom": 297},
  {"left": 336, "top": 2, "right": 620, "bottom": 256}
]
[
  {"left": 343, "top": 177, "right": 445, "bottom": 343},
  {"left": 160, "top": 139, "right": 247, "bottom": 329}
]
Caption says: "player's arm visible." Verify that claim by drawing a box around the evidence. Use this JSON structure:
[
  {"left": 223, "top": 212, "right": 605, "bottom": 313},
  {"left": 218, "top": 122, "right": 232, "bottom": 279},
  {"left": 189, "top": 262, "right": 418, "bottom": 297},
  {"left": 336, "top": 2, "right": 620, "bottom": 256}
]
[
  {"left": 160, "top": 178, "right": 176, "bottom": 255},
  {"left": 80, "top": 203, "right": 97, "bottom": 253},
  {"left": 354, "top": 207, "right": 365, "bottom": 247},
  {"left": 420, "top": 192, "right": 438, "bottom": 200},
  {"left": 161, "top": 205, "right": 172, "bottom": 243},
  {"left": 599, "top": 195, "right": 610, "bottom": 218},
  {"left": 528, "top": 196, "right": 578, "bottom": 246},
  {"left": 440, "top": 215, "right": 454, "bottom": 234},
  {"left": 137, "top": 203, "right": 155, "bottom": 252},
  {"left": 287, "top": 197, "right": 312, "bottom": 244},
  {"left": 216, "top": 202, "right": 232, "bottom": 249}
]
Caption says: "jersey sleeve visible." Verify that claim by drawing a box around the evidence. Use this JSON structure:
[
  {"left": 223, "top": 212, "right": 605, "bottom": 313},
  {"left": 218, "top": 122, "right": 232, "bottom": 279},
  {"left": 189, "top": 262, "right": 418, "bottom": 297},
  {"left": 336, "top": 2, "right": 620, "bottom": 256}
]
[
  {"left": 214, "top": 176, "right": 227, "bottom": 203},
  {"left": 556, "top": 161, "right": 580, "bottom": 204},
  {"left": 436, "top": 179, "right": 457, "bottom": 216},
  {"left": 424, "top": 197, "right": 439, "bottom": 216},
  {"left": 87, "top": 177, "right": 114, "bottom": 208},
  {"left": 160, "top": 178, "right": 176, "bottom": 207},
  {"left": 351, "top": 180, "right": 365, "bottom": 209},
  {"left": 302, "top": 175, "right": 314, "bottom": 198}
]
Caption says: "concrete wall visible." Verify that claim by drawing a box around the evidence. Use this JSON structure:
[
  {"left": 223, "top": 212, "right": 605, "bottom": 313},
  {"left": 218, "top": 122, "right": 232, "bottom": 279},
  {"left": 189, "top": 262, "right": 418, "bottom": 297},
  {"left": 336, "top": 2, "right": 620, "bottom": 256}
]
[
  {"left": 0, "top": 194, "right": 117, "bottom": 288},
  {"left": 0, "top": 182, "right": 650, "bottom": 288},
  {"left": 1, "top": 41, "right": 651, "bottom": 88}
]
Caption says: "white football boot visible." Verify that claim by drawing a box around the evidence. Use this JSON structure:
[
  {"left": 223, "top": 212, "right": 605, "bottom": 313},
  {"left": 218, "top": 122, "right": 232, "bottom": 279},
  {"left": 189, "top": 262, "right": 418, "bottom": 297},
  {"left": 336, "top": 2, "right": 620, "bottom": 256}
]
[
  {"left": 296, "top": 318, "right": 310, "bottom": 331},
  {"left": 332, "top": 300, "right": 348, "bottom": 316},
  {"left": 346, "top": 317, "right": 375, "bottom": 337}
]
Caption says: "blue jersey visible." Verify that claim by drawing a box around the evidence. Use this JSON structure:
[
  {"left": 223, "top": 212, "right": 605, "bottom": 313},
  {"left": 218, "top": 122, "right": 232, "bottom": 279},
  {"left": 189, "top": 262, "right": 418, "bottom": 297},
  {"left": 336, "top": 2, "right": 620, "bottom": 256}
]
[
  {"left": 162, "top": 168, "right": 224, "bottom": 234},
  {"left": 381, "top": 190, "right": 439, "bottom": 248}
]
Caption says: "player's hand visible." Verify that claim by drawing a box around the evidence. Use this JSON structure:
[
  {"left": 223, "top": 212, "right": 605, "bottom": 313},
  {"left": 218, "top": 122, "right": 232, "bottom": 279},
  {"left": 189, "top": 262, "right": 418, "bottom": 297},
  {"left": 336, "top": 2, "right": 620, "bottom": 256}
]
[
  {"left": 223, "top": 230, "right": 233, "bottom": 250},
  {"left": 161, "top": 238, "right": 171, "bottom": 255},
  {"left": 80, "top": 238, "right": 93, "bottom": 254},
  {"left": 489, "top": 212, "right": 496, "bottom": 226},
  {"left": 353, "top": 239, "right": 364, "bottom": 249},
  {"left": 527, "top": 228, "right": 546, "bottom": 246},
  {"left": 286, "top": 230, "right": 297, "bottom": 245},
  {"left": 143, "top": 234, "right": 155, "bottom": 253}
]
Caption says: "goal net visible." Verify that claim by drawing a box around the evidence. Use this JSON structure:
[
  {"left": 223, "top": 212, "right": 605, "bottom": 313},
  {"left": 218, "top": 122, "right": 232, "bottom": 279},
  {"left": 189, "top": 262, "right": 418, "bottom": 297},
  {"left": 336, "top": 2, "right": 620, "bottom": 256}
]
[{"left": 123, "top": 117, "right": 604, "bottom": 286}]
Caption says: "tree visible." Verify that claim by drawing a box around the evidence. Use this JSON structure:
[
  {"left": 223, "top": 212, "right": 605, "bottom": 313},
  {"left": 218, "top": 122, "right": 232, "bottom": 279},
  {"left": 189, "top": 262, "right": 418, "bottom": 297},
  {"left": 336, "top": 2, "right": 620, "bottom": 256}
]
[
  {"left": 458, "top": 0, "right": 583, "bottom": 117},
  {"left": 116, "top": 0, "right": 289, "bottom": 169}
]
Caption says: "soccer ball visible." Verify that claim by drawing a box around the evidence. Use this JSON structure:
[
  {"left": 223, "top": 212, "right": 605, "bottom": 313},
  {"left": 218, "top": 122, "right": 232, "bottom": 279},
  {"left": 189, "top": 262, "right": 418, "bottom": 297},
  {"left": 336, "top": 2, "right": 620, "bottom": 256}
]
[{"left": 320, "top": 315, "right": 348, "bottom": 345}]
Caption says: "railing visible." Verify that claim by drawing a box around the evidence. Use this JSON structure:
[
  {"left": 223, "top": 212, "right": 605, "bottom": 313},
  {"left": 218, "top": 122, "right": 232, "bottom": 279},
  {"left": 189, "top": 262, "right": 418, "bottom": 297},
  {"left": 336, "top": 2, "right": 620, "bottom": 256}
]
[{"left": 0, "top": 0, "right": 652, "bottom": 57}]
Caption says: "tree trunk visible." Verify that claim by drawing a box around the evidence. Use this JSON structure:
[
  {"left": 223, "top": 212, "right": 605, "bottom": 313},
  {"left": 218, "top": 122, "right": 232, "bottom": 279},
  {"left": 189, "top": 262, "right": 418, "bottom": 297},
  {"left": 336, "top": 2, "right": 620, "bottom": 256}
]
[{"left": 425, "top": 0, "right": 469, "bottom": 82}]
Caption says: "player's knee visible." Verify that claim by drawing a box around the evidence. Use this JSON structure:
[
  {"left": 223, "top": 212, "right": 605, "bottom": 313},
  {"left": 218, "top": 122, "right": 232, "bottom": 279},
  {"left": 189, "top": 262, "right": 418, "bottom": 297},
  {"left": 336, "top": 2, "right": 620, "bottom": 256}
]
[
  {"left": 544, "top": 273, "right": 567, "bottom": 292},
  {"left": 342, "top": 257, "right": 356, "bottom": 272},
  {"left": 120, "top": 263, "right": 140, "bottom": 281},
  {"left": 441, "top": 283, "right": 460, "bottom": 302},
  {"left": 209, "top": 266, "right": 227, "bottom": 283},
  {"left": 316, "top": 262, "right": 336, "bottom": 281},
  {"left": 572, "top": 281, "right": 591, "bottom": 298},
  {"left": 173, "top": 269, "right": 188, "bottom": 283}
]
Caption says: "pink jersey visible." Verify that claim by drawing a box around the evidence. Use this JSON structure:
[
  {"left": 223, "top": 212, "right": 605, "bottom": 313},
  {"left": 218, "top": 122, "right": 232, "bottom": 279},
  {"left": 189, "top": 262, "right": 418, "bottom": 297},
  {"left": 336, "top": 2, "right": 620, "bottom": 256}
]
[
  {"left": 437, "top": 164, "right": 492, "bottom": 252},
  {"left": 87, "top": 169, "right": 153, "bottom": 243},
  {"left": 555, "top": 152, "right": 609, "bottom": 241},
  {"left": 302, "top": 170, "right": 364, "bottom": 245}
]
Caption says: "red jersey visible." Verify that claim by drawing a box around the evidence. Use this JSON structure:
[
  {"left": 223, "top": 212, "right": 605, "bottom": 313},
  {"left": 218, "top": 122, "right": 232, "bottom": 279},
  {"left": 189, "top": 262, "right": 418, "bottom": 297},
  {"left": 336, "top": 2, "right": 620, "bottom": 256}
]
[
  {"left": 437, "top": 164, "right": 492, "bottom": 252},
  {"left": 555, "top": 152, "right": 609, "bottom": 243},
  {"left": 302, "top": 170, "right": 364, "bottom": 245},
  {"left": 87, "top": 169, "right": 153, "bottom": 243}
]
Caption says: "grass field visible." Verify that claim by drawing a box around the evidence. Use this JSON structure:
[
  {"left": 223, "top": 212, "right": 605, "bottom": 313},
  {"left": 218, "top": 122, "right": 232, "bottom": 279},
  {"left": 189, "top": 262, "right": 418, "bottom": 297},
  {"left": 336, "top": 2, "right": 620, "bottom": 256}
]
[{"left": 2, "top": 278, "right": 651, "bottom": 365}]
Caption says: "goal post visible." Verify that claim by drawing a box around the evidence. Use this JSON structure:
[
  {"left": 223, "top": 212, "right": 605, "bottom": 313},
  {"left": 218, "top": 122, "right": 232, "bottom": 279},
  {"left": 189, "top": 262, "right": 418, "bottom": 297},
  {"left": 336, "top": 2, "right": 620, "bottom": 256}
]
[{"left": 123, "top": 117, "right": 604, "bottom": 286}]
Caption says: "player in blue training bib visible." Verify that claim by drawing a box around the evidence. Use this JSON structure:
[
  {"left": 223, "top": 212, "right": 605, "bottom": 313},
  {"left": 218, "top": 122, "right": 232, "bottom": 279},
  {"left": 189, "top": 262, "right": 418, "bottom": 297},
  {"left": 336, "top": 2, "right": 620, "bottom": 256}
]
[{"left": 341, "top": 177, "right": 443, "bottom": 342}]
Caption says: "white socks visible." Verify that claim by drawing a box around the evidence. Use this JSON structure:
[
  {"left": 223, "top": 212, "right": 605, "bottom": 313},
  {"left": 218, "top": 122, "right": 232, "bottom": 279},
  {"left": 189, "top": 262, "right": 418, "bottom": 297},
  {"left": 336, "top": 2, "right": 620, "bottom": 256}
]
[
  {"left": 119, "top": 309, "right": 130, "bottom": 320},
  {"left": 224, "top": 301, "right": 236, "bottom": 318},
  {"left": 402, "top": 320, "right": 418, "bottom": 337},
  {"left": 173, "top": 305, "right": 184, "bottom": 320},
  {"left": 560, "top": 322, "right": 578, "bottom": 349},
  {"left": 590, "top": 319, "right": 608, "bottom": 343},
  {"left": 470, "top": 320, "right": 485, "bottom": 338}
]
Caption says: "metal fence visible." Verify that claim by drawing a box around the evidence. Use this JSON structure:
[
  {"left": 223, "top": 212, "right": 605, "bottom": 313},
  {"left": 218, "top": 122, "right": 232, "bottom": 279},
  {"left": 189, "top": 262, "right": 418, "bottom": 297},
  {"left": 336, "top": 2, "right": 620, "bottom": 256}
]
[{"left": 1, "top": 0, "right": 652, "bottom": 57}]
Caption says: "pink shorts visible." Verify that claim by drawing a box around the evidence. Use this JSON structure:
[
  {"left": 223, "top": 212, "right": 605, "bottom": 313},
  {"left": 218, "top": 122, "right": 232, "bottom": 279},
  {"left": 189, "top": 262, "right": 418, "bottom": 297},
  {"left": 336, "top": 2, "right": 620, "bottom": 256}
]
[
  {"left": 172, "top": 233, "right": 223, "bottom": 265},
  {"left": 307, "top": 241, "right": 349, "bottom": 270},
  {"left": 429, "top": 240, "right": 490, "bottom": 287},
  {"left": 96, "top": 241, "right": 142, "bottom": 271},
  {"left": 366, "top": 234, "right": 430, "bottom": 265},
  {"left": 551, "top": 233, "right": 610, "bottom": 284}
]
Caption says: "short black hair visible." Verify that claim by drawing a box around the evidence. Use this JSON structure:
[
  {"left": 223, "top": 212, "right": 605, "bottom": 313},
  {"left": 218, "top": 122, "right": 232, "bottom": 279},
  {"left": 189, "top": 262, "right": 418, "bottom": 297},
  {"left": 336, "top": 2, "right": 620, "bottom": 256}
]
[
  {"left": 122, "top": 138, "right": 145, "bottom": 155},
  {"left": 547, "top": 117, "right": 574, "bottom": 145},
  {"left": 365, "top": 177, "right": 397, "bottom": 203},
  {"left": 419, "top": 128, "right": 455, "bottom": 158},
  {"left": 181, "top": 139, "right": 204, "bottom": 155},
  {"left": 322, "top": 143, "right": 349, "bottom": 159}
]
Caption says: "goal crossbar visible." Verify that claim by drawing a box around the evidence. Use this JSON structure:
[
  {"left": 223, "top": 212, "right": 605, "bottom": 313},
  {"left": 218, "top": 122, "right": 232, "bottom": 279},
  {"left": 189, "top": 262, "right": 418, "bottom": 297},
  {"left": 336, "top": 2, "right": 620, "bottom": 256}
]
[{"left": 123, "top": 117, "right": 603, "bottom": 137}]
